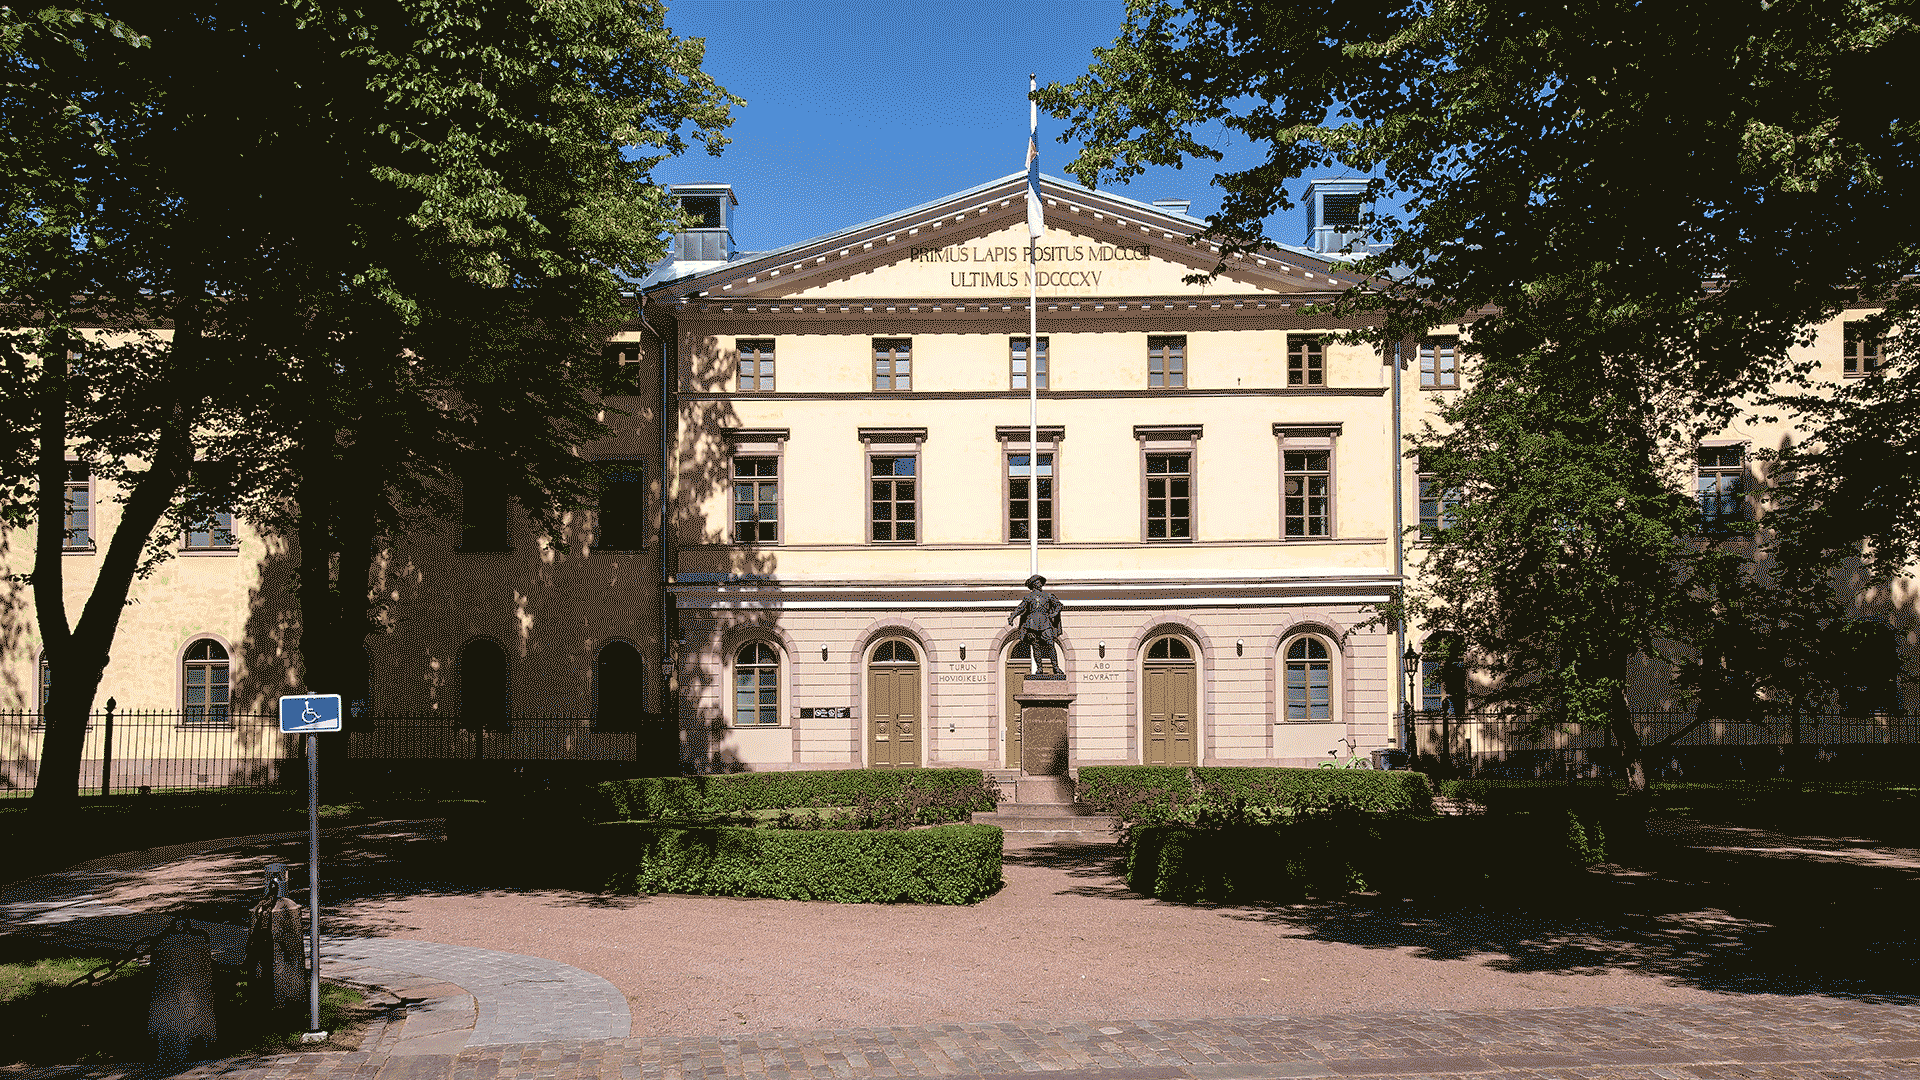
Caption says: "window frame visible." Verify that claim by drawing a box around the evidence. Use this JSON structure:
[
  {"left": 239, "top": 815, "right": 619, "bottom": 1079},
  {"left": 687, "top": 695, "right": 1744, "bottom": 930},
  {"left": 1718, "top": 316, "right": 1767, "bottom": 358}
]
[
  {"left": 1274, "top": 424, "right": 1341, "bottom": 540},
  {"left": 592, "top": 457, "right": 647, "bottom": 552},
  {"left": 63, "top": 459, "right": 94, "bottom": 552},
  {"left": 1420, "top": 336, "right": 1460, "bottom": 390},
  {"left": 1147, "top": 336, "right": 1187, "bottom": 389},
  {"left": 724, "top": 428, "right": 789, "bottom": 546},
  {"left": 859, "top": 428, "right": 928, "bottom": 545},
  {"left": 180, "top": 461, "right": 239, "bottom": 554},
  {"left": 457, "top": 464, "right": 512, "bottom": 553},
  {"left": 731, "top": 640, "right": 783, "bottom": 727},
  {"left": 1286, "top": 334, "right": 1326, "bottom": 387},
  {"left": 1279, "top": 633, "right": 1337, "bottom": 723},
  {"left": 737, "top": 338, "right": 776, "bottom": 392},
  {"left": 1136, "top": 425, "right": 1201, "bottom": 542},
  {"left": 872, "top": 338, "right": 912, "bottom": 392},
  {"left": 1416, "top": 455, "right": 1461, "bottom": 541},
  {"left": 180, "top": 635, "right": 234, "bottom": 728},
  {"left": 1010, "top": 336, "right": 1049, "bottom": 390},
  {"left": 1696, "top": 441, "right": 1747, "bottom": 532},
  {"left": 456, "top": 637, "right": 511, "bottom": 725},
  {"left": 1843, "top": 321, "right": 1884, "bottom": 377},
  {"left": 997, "top": 426, "right": 1064, "bottom": 545}
]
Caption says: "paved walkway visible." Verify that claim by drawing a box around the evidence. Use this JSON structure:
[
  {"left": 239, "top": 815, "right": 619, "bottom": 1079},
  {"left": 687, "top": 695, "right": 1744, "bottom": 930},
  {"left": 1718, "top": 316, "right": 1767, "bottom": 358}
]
[
  {"left": 0, "top": 825, "right": 631, "bottom": 1052},
  {"left": 3, "top": 821, "right": 1917, "bottom": 1080}
]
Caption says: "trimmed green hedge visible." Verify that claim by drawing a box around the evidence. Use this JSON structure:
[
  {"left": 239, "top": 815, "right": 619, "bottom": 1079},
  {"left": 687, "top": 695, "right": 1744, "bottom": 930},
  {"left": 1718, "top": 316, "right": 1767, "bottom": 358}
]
[
  {"left": 599, "top": 768, "right": 996, "bottom": 822},
  {"left": 1078, "top": 765, "right": 1433, "bottom": 824},
  {"left": 1127, "top": 810, "right": 1607, "bottom": 903},
  {"left": 594, "top": 821, "right": 1004, "bottom": 903}
]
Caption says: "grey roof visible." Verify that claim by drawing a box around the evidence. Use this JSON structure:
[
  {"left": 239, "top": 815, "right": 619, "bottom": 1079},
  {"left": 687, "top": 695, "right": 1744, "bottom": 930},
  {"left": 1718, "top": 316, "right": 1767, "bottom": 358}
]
[{"left": 636, "top": 171, "right": 1355, "bottom": 295}]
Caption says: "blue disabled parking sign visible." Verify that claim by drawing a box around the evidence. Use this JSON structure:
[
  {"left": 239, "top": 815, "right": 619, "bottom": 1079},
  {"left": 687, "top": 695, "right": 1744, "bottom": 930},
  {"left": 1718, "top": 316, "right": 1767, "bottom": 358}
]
[{"left": 279, "top": 694, "right": 343, "bottom": 733}]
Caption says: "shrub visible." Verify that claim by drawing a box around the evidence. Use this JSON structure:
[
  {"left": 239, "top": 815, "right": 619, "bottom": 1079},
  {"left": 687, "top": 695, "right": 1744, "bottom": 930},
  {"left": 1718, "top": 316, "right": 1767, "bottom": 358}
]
[
  {"left": 599, "top": 768, "right": 998, "bottom": 824},
  {"left": 594, "top": 821, "right": 1003, "bottom": 903},
  {"left": 1127, "top": 809, "right": 1607, "bottom": 904},
  {"left": 1078, "top": 765, "right": 1433, "bottom": 826}
]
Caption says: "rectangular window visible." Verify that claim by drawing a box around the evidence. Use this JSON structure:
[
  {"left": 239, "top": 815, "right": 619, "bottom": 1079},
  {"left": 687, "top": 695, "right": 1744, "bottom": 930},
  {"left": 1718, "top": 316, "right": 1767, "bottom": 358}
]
[
  {"left": 1287, "top": 335, "right": 1325, "bottom": 387},
  {"left": 182, "top": 463, "right": 237, "bottom": 550},
  {"left": 1420, "top": 336, "right": 1459, "bottom": 389},
  {"left": 1148, "top": 336, "right": 1186, "bottom": 388},
  {"left": 1145, "top": 453, "right": 1191, "bottom": 540},
  {"left": 595, "top": 460, "right": 645, "bottom": 550},
  {"left": 1417, "top": 460, "right": 1461, "bottom": 540},
  {"left": 1697, "top": 445, "right": 1745, "bottom": 530},
  {"left": 64, "top": 461, "right": 92, "bottom": 550},
  {"left": 1844, "top": 322, "right": 1883, "bottom": 377},
  {"left": 459, "top": 465, "right": 510, "bottom": 551},
  {"left": 1011, "top": 336, "right": 1048, "bottom": 390},
  {"left": 873, "top": 338, "right": 911, "bottom": 391},
  {"left": 1008, "top": 452, "right": 1054, "bottom": 542},
  {"left": 1282, "top": 450, "right": 1332, "bottom": 537},
  {"left": 602, "top": 345, "right": 644, "bottom": 395},
  {"left": 738, "top": 339, "right": 775, "bottom": 391},
  {"left": 870, "top": 455, "right": 917, "bottom": 542},
  {"left": 732, "top": 457, "right": 779, "bottom": 543}
]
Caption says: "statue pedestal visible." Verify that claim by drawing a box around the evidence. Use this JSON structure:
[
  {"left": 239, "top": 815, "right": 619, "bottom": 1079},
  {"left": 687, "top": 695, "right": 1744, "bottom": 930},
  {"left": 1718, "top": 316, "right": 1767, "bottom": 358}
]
[{"left": 1015, "top": 676, "right": 1075, "bottom": 777}]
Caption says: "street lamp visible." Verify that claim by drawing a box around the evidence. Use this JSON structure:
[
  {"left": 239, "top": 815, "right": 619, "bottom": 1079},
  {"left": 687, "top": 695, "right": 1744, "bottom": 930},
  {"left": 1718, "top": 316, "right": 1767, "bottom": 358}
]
[{"left": 1402, "top": 646, "right": 1420, "bottom": 764}]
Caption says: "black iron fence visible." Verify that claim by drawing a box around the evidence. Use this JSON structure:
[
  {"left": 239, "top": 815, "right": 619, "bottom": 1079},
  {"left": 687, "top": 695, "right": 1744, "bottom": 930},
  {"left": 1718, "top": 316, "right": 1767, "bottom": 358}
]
[
  {"left": 1409, "top": 709, "right": 1919, "bottom": 780},
  {"left": 1, "top": 710, "right": 681, "bottom": 796}
]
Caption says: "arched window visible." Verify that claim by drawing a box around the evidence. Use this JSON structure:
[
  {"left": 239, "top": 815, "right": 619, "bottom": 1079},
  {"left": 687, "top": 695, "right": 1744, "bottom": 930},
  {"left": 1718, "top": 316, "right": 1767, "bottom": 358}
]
[
  {"left": 596, "top": 641, "right": 646, "bottom": 729},
  {"left": 458, "top": 639, "right": 509, "bottom": 724},
  {"left": 183, "top": 639, "right": 231, "bottom": 726},
  {"left": 734, "top": 642, "right": 780, "bottom": 726},
  {"left": 1282, "top": 636, "right": 1334, "bottom": 721},
  {"left": 1146, "top": 636, "right": 1193, "bottom": 661}
]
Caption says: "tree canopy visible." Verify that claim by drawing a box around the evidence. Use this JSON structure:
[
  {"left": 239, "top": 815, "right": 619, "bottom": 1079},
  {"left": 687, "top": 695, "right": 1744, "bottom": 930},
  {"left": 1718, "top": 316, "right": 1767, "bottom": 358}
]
[{"left": 2, "top": 0, "right": 738, "bottom": 807}]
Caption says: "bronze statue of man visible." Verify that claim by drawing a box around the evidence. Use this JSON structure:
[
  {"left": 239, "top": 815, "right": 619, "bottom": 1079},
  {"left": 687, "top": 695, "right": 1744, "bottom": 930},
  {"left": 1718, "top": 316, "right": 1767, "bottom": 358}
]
[{"left": 1008, "top": 574, "right": 1064, "bottom": 675}]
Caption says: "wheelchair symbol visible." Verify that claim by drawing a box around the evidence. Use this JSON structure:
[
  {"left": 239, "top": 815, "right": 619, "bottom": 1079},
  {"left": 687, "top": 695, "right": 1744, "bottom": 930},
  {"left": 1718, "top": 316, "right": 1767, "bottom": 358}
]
[{"left": 302, "top": 702, "right": 322, "bottom": 726}]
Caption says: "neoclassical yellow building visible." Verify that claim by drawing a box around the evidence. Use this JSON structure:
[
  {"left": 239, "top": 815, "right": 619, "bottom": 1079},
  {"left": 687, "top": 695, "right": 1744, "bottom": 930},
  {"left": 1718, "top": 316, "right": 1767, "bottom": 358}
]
[
  {"left": 644, "top": 174, "right": 1404, "bottom": 772},
  {"left": 6, "top": 172, "right": 1912, "bottom": 789}
]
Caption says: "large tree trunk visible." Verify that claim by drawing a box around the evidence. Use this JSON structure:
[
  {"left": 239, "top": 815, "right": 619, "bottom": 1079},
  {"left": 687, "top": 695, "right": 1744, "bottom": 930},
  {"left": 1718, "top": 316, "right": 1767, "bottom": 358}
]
[{"left": 32, "top": 356, "right": 198, "bottom": 813}]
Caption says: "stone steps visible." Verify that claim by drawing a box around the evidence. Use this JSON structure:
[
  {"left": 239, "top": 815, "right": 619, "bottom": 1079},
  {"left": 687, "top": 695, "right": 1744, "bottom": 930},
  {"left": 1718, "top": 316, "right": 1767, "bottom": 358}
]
[{"left": 973, "top": 772, "right": 1117, "bottom": 843}]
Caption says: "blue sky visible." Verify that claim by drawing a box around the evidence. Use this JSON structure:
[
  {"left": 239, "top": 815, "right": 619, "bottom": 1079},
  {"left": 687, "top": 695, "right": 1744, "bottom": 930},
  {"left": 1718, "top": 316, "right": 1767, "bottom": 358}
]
[{"left": 646, "top": 0, "right": 1310, "bottom": 254}]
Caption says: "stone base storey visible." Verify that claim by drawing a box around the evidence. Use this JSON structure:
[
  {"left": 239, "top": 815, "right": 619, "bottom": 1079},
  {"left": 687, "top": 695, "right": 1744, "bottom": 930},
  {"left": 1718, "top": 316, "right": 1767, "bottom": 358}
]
[{"left": 671, "top": 578, "right": 1397, "bottom": 773}]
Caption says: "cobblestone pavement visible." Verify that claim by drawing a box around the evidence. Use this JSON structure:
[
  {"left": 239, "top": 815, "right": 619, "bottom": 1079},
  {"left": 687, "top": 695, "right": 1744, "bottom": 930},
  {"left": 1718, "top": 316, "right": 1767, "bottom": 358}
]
[
  {"left": 8, "top": 998, "right": 1919, "bottom": 1080},
  {"left": 323, "top": 938, "right": 628, "bottom": 1045}
]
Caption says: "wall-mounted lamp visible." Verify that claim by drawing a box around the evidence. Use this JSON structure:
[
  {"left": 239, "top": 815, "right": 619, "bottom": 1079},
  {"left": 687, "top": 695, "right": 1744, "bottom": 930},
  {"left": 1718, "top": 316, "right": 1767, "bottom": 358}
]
[
  {"left": 1236, "top": 638, "right": 1245, "bottom": 656},
  {"left": 958, "top": 643, "right": 967, "bottom": 661},
  {"left": 820, "top": 645, "right": 829, "bottom": 661},
  {"left": 1097, "top": 641, "right": 1106, "bottom": 658}
]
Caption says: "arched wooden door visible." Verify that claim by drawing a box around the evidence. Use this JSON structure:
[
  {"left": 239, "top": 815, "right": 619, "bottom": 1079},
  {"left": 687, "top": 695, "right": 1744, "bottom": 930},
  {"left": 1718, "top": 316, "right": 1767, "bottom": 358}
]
[
  {"left": 867, "top": 639, "right": 921, "bottom": 768},
  {"left": 1142, "top": 635, "right": 1196, "bottom": 766}
]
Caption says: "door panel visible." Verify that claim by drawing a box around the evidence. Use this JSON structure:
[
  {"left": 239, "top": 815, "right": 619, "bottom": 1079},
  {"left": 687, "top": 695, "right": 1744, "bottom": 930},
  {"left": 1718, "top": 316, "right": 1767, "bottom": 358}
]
[
  {"left": 1144, "top": 664, "right": 1196, "bottom": 766},
  {"left": 868, "top": 667, "right": 920, "bottom": 768}
]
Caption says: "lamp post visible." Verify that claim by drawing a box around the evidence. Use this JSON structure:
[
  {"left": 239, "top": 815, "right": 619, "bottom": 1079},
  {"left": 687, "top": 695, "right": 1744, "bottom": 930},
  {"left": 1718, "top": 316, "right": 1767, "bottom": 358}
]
[{"left": 1402, "top": 646, "right": 1420, "bottom": 767}]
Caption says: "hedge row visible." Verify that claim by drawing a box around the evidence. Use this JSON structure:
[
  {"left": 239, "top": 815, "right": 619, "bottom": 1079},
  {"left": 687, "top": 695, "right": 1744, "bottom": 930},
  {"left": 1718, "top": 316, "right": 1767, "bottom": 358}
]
[
  {"left": 598, "top": 768, "right": 997, "bottom": 822},
  {"left": 1078, "top": 765, "right": 1434, "bottom": 824},
  {"left": 1127, "top": 810, "right": 1607, "bottom": 903},
  {"left": 594, "top": 821, "right": 1004, "bottom": 903}
]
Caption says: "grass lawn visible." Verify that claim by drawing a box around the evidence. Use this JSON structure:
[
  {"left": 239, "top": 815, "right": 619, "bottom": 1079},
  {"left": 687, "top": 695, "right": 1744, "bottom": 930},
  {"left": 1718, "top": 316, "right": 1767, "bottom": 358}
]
[
  {"left": 0, "top": 789, "right": 473, "bottom": 884},
  {"left": 0, "top": 947, "right": 372, "bottom": 1065}
]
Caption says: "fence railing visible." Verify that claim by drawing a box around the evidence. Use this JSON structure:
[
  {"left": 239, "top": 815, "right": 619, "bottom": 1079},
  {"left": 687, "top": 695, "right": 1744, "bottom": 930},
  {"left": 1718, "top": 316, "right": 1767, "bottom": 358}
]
[
  {"left": 1, "top": 711, "right": 679, "bottom": 796},
  {"left": 1409, "top": 709, "right": 1918, "bottom": 779}
]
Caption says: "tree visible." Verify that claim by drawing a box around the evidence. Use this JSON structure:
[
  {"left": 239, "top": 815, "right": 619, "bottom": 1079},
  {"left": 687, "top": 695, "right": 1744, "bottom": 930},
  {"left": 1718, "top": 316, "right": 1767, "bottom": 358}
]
[
  {"left": 1, "top": 1, "right": 738, "bottom": 809},
  {"left": 1038, "top": 0, "right": 1920, "bottom": 785}
]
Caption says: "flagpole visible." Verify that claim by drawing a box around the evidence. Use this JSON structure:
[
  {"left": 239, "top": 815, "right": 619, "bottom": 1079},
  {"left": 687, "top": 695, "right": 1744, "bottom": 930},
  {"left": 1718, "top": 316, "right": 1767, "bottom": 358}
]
[{"left": 1027, "top": 73, "right": 1040, "bottom": 583}]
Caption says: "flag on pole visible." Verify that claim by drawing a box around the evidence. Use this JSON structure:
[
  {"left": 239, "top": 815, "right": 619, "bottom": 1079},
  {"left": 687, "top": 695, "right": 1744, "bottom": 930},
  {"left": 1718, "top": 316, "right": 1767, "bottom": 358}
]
[{"left": 1026, "top": 74, "right": 1044, "bottom": 241}]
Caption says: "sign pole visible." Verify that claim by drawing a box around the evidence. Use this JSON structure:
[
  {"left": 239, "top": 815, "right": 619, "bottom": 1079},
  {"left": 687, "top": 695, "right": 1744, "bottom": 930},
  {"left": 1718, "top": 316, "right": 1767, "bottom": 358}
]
[
  {"left": 307, "top": 731, "right": 320, "bottom": 1035},
  {"left": 280, "top": 692, "right": 340, "bottom": 1040}
]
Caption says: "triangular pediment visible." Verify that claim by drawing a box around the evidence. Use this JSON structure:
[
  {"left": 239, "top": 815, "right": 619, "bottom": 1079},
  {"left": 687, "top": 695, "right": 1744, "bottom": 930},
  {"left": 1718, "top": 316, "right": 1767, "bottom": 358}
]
[{"left": 646, "top": 174, "right": 1365, "bottom": 303}]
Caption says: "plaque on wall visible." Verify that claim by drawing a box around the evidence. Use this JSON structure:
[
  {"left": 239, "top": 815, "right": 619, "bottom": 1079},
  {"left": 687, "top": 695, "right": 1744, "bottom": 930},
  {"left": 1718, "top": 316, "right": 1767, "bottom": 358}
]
[{"left": 799, "top": 707, "right": 851, "bottom": 719}]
